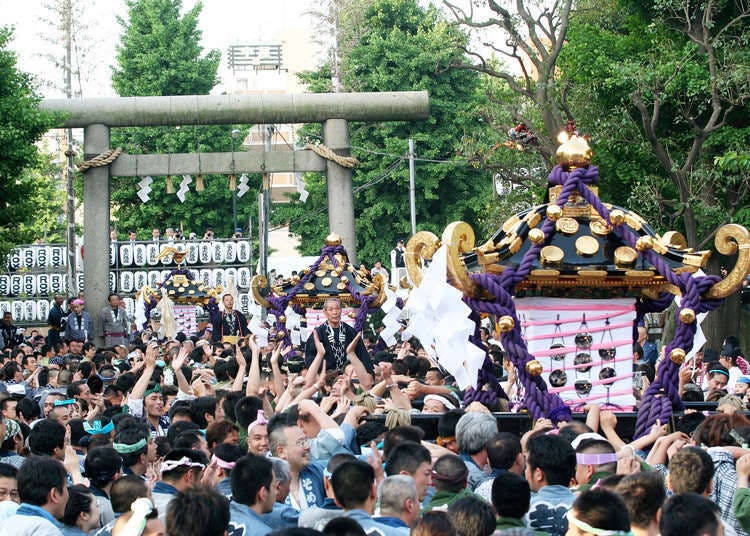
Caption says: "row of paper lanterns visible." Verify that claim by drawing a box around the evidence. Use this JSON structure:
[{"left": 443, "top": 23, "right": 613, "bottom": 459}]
[
  {"left": 5, "top": 240, "right": 252, "bottom": 270},
  {"left": 0, "top": 267, "right": 253, "bottom": 298}
]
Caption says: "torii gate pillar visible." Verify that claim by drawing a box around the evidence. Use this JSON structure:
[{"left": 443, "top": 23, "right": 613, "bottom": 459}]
[
  {"left": 324, "top": 119, "right": 357, "bottom": 264},
  {"left": 83, "top": 124, "right": 111, "bottom": 331}
]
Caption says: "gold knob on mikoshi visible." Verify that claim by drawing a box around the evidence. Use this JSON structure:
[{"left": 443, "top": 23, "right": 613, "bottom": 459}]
[
  {"left": 546, "top": 205, "right": 563, "bottom": 222},
  {"left": 498, "top": 315, "right": 515, "bottom": 333},
  {"left": 525, "top": 360, "right": 543, "bottom": 377},
  {"left": 325, "top": 233, "right": 343, "bottom": 246},
  {"left": 609, "top": 210, "right": 625, "bottom": 226},
  {"left": 528, "top": 228, "right": 546, "bottom": 245},
  {"left": 679, "top": 308, "right": 696, "bottom": 324},
  {"left": 636, "top": 236, "right": 654, "bottom": 252},
  {"left": 670, "top": 348, "right": 686, "bottom": 365}
]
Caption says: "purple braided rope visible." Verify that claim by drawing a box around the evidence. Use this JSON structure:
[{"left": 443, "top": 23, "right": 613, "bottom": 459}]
[
  {"left": 463, "top": 167, "right": 598, "bottom": 422},
  {"left": 570, "top": 179, "right": 725, "bottom": 438},
  {"left": 463, "top": 313, "right": 510, "bottom": 406}
]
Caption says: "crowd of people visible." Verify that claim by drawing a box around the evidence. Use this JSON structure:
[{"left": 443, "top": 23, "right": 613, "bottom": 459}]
[{"left": 0, "top": 293, "right": 748, "bottom": 536}]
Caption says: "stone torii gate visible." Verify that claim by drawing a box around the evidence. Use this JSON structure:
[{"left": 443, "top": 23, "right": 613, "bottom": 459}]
[{"left": 40, "top": 91, "right": 430, "bottom": 345}]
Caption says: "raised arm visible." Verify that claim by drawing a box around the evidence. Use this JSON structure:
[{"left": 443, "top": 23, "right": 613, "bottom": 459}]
[
  {"left": 269, "top": 344, "right": 285, "bottom": 400},
  {"left": 245, "top": 335, "right": 262, "bottom": 396},
  {"left": 347, "top": 333, "right": 373, "bottom": 391},
  {"left": 231, "top": 340, "right": 247, "bottom": 392},
  {"left": 304, "top": 329, "right": 326, "bottom": 388},
  {"left": 130, "top": 344, "right": 157, "bottom": 401},
  {"left": 171, "top": 346, "right": 192, "bottom": 395}
]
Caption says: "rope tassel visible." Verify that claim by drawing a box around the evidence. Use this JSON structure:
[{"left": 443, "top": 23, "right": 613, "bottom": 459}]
[
  {"left": 229, "top": 174, "right": 236, "bottom": 191},
  {"left": 195, "top": 174, "right": 204, "bottom": 192},
  {"left": 166, "top": 175, "right": 175, "bottom": 194}
]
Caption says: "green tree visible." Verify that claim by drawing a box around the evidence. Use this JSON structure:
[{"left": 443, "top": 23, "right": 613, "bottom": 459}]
[
  {"left": 0, "top": 27, "right": 60, "bottom": 260},
  {"left": 274, "top": 0, "right": 492, "bottom": 265},
  {"left": 110, "top": 0, "right": 258, "bottom": 238},
  {"left": 558, "top": 0, "right": 750, "bottom": 247}
]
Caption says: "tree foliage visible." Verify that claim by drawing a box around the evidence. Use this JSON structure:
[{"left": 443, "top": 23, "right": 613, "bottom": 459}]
[
  {"left": 558, "top": 0, "right": 750, "bottom": 247},
  {"left": 0, "top": 27, "right": 61, "bottom": 260},
  {"left": 274, "top": 0, "right": 493, "bottom": 265},
  {"left": 109, "top": 0, "right": 259, "bottom": 239}
]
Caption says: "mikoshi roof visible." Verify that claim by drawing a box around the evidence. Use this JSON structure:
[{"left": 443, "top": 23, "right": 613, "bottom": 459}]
[{"left": 404, "top": 133, "right": 750, "bottom": 435}]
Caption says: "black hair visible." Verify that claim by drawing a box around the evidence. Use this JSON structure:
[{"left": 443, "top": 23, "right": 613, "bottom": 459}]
[
  {"left": 28, "top": 418, "right": 66, "bottom": 456},
  {"left": 189, "top": 396, "right": 217, "bottom": 429},
  {"left": 234, "top": 396, "right": 264, "bottom": 429},
  {"left": 526, "top": 434, "right": 576, "bottom": 486},
  {"left": 447, "top": 495, "right": 496, "bottom": 536},
  {"left": 221, "top": 391, "right": 244, "bottom": 424},
  {"left": 331, "top": 460, "right": 374, "bottom": 509},
  {"left": 110, "top": 474, "right": 149, "bottom": 513},
  {"left": 213, "top": 443, "right": 244, "bottom": 474},
  {"left": 0, "top": 462, "right": 17, "bottom": 479},
  {"left": 491, "top": 472, "right": 530, "bottom": 519},
  {"left": 85, "top": 446, "right": 123, "bottom": 489},
  {"left": 437, "top": 409, "right": 465, "bottom": 438},
  {"left": 616, "top": 471, "right": 667, "bottom": 529},
  {"left": 660, "top": 493, "right": 721, "bottom": 536},
  {"left": 62, "top": 484, "right": 95, "bottom": 526},
  {"left": 231, "top": 454, "right": 273, "bottom": 507},
  {"left": 166, "top": 485, "right": 231, "bottom": 536},
  {"left": 384, "top": 441, "right": 431, "bottom": 477},
  {"left": 17, "top": 397, "right": 40, "bottom": 422},
  {"left": 383, "top": 426, "right": 424, "bottom": 459},
  {"left": 16, "top": 455, "right": 67, "bottom": 506},
  {"left": 487, "top": 432, "right": 522, "bottom": 471},
  {"left": 87, "top": 373, "right": 104, "bottom": 395},
  {"left": 167, "top": 420, "right": 200, "bottom": 446},
  {"left": 113, "top": 422, "right": 150, "bottom": 467},
  {"left": 323, "top": 517, "right": 368, "bottom": 535},
  {"left": 572, "top": 489, "right": 630, "bottom": 532},
  {"left": 432, "top": 454, "right": 468, "bottom": 493},
  {"left": 173, "top": 431, "right": 205, "bottom": 451}
]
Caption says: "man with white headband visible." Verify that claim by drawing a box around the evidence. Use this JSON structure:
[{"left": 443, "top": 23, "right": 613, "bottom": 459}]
[{"left": 150, "top": 449, "right": 208, "bottom": 523}]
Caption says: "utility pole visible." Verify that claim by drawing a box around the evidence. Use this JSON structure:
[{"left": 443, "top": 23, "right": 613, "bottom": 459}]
[
  {"left": 408, "top": 138, "right": 416, "bottom": 236},
  {"left": 63, "top": 0, "right": 78, "bottom": 296},
  {"left": 259, "top": 126, "right": 272, "bottom": 280}
]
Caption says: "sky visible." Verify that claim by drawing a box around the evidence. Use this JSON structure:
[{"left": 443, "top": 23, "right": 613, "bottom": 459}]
[{"left": 0, "top": 0, "right": 323, "bottom": 97}]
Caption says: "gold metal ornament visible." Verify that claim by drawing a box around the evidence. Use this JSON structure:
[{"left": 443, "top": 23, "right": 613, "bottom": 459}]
[
  {"left": 278, "top": 316, "right": 286, "bottom": 323},
  {"left": 662, "top": 231, "right": 688, "bottom": 249},
  {"left": 442, "top": 222, "right": 483, "bottom": 298},
  {"left": 614, "top": 246, "right": 638, "bottom": 268},
  {"left": 525, "top": 360, "right": 543, "bottom": 377},
  {"left": 498, "top": 315, "right": 515, "bottom": 333},
  {"left": 679, "top": 308, "right": 696, "bottom": 324},
  {"left": 635, "top": 236, "right": 654, "bottom": 252},
  {"left": 321, "top": 277, "right": 333, "bottom": 288},
  {"left": 609, "top": 210, "right": 625, "bottom": 226},
  {"left": 556, "top": 217, "right": 579, "bottom": 235},
  {"left": 546, "top": 205, "right": 563, "bottom": 222},
  {"left": 590, "top": 219, "right": 612, "bottom": 237},
  {"left": 325, "top": 233, "right": 343, "bottom": 246},
  {"left": 303, "top": 282, "right": 315, "bottom": 291},
  {"left": 706, "top": 224, "right": 750, "bottom": 299},
  {"left": 276, "top": 331, "right": 286, "bottom": 340},
  {"left": 575, "top": 236, "right": 600, "bottom": 257},
  {"left": 670, "top": 348, "right": 686, "bottom": 365},
  {"left": 315, "top": 270, "right": 326, "bottom": 278},
  {"left": 528, "top": 228, "right": 546, "bottom": 245},
  {"left": 540, "top": 245, "right": 564, "bottom": 266},
  {"left": 555, "top": 135, "right": 593, "bottom": 170},
  {"left": 405, "top": 231, "right": 440, "bottom": 288}
]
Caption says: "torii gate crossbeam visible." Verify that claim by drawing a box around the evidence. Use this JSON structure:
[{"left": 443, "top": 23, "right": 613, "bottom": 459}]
[{"left": 40, "top": 91, "right": 430, "bottom": 345}]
